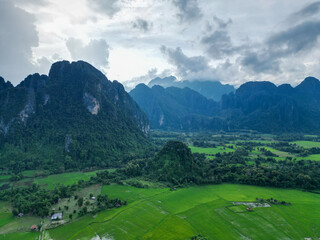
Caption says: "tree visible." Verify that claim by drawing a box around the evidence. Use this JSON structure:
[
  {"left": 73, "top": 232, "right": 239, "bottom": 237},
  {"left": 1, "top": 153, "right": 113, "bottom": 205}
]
[{"left": 78, "top": 197, "right": 83, "bottom": 207}]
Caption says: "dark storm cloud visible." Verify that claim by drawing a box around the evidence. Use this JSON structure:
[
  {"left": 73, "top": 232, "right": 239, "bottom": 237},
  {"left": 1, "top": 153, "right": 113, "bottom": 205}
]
[
  {"left": 66, "top": 38, "right": 110, "bottom": 68},
  {"left": 172, "top": 0, "right": 202, "bottom": 22},
  {"left": 132, "top": 18, "right": 153, "bottom": 32},
  {"left": 241, "top": 20, "right": 320, "bottom": 74},
  {"left": 89, "top": 0, "right": 121, "bottom": 18},
  {"left": 0, "top": 0, "right": 49, "bottom": 84},
  {"left": 160, "top": 45, "right": 209, "bottom": 76}
]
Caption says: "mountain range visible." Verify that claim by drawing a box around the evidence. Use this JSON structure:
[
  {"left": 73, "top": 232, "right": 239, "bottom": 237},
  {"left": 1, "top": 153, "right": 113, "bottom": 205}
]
[
  {"left": 130, "top": 77, "right": 320, "bottom": 133},
  {"left": 148, "top": 76, "right": 235, "bottom": 101},
  {"left": 0, "top": 61, "right": 150, "bottom": 171}
]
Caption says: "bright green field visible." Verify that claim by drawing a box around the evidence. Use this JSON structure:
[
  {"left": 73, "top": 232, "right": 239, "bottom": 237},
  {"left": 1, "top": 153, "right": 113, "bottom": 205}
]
[
  {"left": 34, "top": 171, "right": 100, "bottom": 189},
  {"left": 292, "top": 141, "right": 320, "bottom": 148},
  {"left": 45, "top": 184, "right": 320, "bottom": 240},
  {"left": 297, "top": 154, "right": 320, "bottom": 161},
  {"left": 189, "top": 146, "right": 235, "bottom": 155}
]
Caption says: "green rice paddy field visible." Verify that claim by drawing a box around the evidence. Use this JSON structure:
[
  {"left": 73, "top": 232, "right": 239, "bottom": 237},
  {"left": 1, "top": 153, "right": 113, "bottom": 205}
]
[{"left": 36, "top": 184, "right": 320, "bottom": 240}]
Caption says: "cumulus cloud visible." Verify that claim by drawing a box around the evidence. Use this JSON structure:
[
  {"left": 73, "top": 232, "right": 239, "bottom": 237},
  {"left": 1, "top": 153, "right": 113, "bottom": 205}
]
[
  {"left": 0, "top": 0, "right": 51, "bottom": 84},
  {"left": 66, "top": 38, "right": 110, "bottom": 68},
  {"left": 160, "top": 45, "right": 245, "bottom": 84},
  {"left": 172, "top": 0, "right": 202, "bottom": 22},
  {"left": 201, "top": 30, "right": 236, "bottom": 59},
  {"left": 160, "top": 45, "right": 209, "bottom": 77},
  {"left": 89, "top": 0, "right": 121, "bottom": 18},
  {"left": 132, "top": 18, "right": 153, "bottom": 32},
  {"left": 200, "top": 16, "right": 243, "bottom": 60}
]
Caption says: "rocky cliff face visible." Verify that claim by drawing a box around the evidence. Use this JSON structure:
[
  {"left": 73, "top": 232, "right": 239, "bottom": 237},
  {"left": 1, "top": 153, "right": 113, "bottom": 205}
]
[{"left": 0, "top": 60, "right": 150, "bottom": 170}]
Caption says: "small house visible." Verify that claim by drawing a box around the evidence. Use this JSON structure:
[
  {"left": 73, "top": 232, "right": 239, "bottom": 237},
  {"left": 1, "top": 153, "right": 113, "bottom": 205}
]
[
  {"left": 91, "top": 197, "right": 96, "bottom": 200},
  {"left": 247, "top": 207, "right": 252, "bottom": 211},
  {"left": 51, "top": 213, "right": 63, "bottom": 220},
  {"left": 115, "top": 203, "right": 121, "bottom": 208},
  {"left": 18, "top": 213, "right": 24, "bottom": 217},
  {"left": 30, "top": 225, "right": 38, "bottom": 231}
]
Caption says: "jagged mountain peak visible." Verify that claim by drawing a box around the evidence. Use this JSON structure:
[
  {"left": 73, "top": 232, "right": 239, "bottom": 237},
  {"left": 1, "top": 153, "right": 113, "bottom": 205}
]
[
  {"left": 0, "top": 60, "right": 150, "bottom": 170},
  {"left": 0, "top": 77, "right": 13, "bottom": 89}
]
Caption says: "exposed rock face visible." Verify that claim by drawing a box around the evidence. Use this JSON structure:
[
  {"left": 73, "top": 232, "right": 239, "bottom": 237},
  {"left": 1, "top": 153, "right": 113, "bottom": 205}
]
[
  {"left": 83, "top": 92, "right": 100, "bottom": 115},
  {"left": 19, "top": 102, "right": 34, "bottom": 123},
  {"left": 65, "top": 135, "right": 72, "bottom": 153},
  {"left": 0, "top": 60, "right": 150, "bottom": 169}
]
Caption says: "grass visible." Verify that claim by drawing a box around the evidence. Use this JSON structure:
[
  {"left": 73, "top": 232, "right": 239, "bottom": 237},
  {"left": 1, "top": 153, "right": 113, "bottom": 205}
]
[
  {"left": 0, "top": 175, "right": 11, "bottom": 187},
  {"left": 292, "top": 141, "right": 320, "bottom": 148},
  {"left": 45, "top": 184, "right": 320, "bottom": 240},
  {"left": 189, "top": 146, "right": 235, "bottom": 155},
  {"left": 228, "top": 205, "right": 248, "bottom": 213},
  {"left": 34, "top": 171, "right": 101, "bottom": 189},
  {"left": 296, "top": 154, "right": 320, "bottom": 161}
]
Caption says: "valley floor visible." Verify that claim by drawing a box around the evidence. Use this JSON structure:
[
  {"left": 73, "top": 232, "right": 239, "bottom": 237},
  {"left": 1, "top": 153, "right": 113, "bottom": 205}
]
[{"left": 1, "top": 183, "right": 318, "bottom": 240}]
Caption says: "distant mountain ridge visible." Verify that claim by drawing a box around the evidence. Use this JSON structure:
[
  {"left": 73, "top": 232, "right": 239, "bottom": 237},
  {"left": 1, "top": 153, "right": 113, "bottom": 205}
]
[
  {"left": 131, "top": 76, "right": 320, "bottom": 133},
  {"left": 0, "top": 60, "right": 150, "bottom": 171},
  {"left": 148, "top": 76, "right": 235, "bottom": 101},
  {"left": 130, "top": 84, "right": 219, "bottom": 130}
]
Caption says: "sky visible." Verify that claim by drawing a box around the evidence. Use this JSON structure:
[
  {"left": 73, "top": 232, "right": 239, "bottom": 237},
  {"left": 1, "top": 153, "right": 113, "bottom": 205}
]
[{"left": 1, "top": 0, "right": 320, "bottom": 89}]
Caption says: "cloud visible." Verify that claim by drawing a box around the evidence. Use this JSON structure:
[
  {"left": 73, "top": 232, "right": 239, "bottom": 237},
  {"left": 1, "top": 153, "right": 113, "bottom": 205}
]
[
  {"left": 13, "top": 0, "right": 49, "bottom": 6},
  {"left": 201, "top": 30, "right": 236, "bottom": 59},
  {"left": 89, "top": 0, "right": 121, "bottom": 18},
  {"left": 159, "top": 45, "right": 244, "bottom": 84},
  {"left": 0, "top": 0, "right": 49, "bottom": 84},
  {"left": 66, "top": 38, "right": 110, "bottom": 68},
  {"left": 160, "top": 45, "right": 209, "bottom": 77},
  {"left": 240, "top": 51, "right": 281, "bottom": 74},
  {"left": 200, "top": 16, "right": 241, "bottom": 59},
  {"left": 213, "top": 15, "right": 232, "bottom": 29},
  {"left": 267, "top": 20, "right": 320, "bottom": 56},
  {"left": 172, "top": 0, "right": 202, "bottom": 22},
  {"left": 132, "top": 18, "right": 153, "bottom": 32},
  {"left": 123, "top": 68, "right": 174, "bottom": 91},
  {"left": 241, "top": 20, "right": 320, "bottom": 74},
  {"left": 291, "top": 1, "right": 320, "bottom": 21}
]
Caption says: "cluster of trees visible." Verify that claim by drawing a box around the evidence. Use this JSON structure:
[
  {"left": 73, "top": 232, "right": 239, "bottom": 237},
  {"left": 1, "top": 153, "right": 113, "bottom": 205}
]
[
  {"left": 256, "top": 197, "right": 291, "bottom": 205},
  {"left": 0, "top": 174, "right": 128, "bottom": 218},
  {"left": 1, "top": 184, "right": 74, "bottom": 217},
  {"left": 121, "top": 141, "right": 320, "bottom": 190},
  {"left": 193, "top": 141, "right": 216, "bottom": 148}
]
